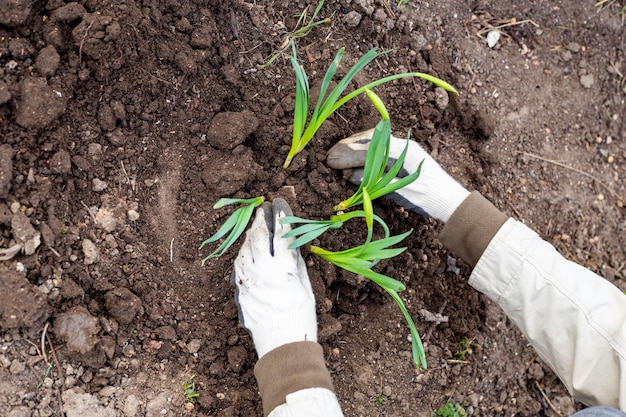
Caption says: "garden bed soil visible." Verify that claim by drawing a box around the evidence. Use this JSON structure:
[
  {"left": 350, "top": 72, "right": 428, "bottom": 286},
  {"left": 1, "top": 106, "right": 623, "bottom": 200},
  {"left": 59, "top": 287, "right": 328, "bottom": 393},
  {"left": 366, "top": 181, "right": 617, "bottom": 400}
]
[{"left": 0, "top": 0, "right": 624, "bottom": 416}]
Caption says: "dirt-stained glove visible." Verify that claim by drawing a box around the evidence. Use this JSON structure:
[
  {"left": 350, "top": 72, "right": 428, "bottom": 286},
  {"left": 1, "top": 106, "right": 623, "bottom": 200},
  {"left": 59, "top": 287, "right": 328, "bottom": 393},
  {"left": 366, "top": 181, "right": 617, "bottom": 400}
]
[
  {"left": 232, "top": 198, "right": 317, "bottom": 359},
  {"left": 327, "top": 128, "right": 470, "bottom": 223}
]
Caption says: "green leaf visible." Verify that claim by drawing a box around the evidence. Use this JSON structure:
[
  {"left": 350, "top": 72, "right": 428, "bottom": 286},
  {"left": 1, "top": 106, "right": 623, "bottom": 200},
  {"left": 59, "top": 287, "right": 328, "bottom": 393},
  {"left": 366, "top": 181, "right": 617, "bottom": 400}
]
[
  {"left": 365, "top": 88, "right": 389, "bottom": 120},
  {"left": 200, "top": 197, "right": 264, "bottom": 264}
]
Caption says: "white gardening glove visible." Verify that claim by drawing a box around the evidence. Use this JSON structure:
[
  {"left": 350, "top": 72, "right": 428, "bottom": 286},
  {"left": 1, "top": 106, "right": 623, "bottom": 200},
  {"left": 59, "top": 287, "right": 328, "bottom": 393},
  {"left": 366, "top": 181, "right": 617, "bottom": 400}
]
[
  {"left": 232, "top": 198, "right": 317, "bottom": 359},
  {"left": 327, "top": 128, "right": 470, "bottom": 223}
]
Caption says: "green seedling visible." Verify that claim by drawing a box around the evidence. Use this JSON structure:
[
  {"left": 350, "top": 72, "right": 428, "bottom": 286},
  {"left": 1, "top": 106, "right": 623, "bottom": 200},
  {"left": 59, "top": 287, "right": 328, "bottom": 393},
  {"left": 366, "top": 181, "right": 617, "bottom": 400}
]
[
  {"left": 309, "top": 230, "right": 427, "bottom": 369},
  {"left": 432, "top": 401, "right": 467, "bottom": 417},
  {"left": 199, "top": 197, "right": 264, "bottom": 263},
  {"left": 334, "top": 89, "right": 423, "bottom": 212},
  {"left": 281, "top": 209, "right": 390, "bottom": 250},
  {"left": 284, "top": 41, "right": 458, "bottom": 168},
  {"left": 455, "top": 338, "right": 472, "bottom": 360},
  {"left": 37, "top": 360, "right": 55, "bottom": 389},
  {"left": 183, "top": 375, "right": 200, "bottom": 404},
  {"left": 261, "top": 0, "right": 331, "bottom": 68}
]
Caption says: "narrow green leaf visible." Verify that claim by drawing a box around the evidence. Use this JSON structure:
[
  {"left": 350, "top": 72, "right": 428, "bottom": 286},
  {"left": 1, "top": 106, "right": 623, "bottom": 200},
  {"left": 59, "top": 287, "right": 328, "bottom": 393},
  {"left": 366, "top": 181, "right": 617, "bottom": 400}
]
[
  {"left": 362, "top": 187, "right": 374, "bottom": 244},
  {"left": 309, "top": 48, "right": 345, "bottom": 129},
  {"left": 199, "top": 209, "right": 241, "bottom": 248},
  {"left": 415, "top": 72, "right": 458, "bottom": 94},
  {"left": 200, "top": 197, "right": 264, "bottom": 263},
  {"left": 214, "top": 196, "right": 264, "bottom": 209},
  {"left": 365, "top": 88, "right": 389, "bottom": 120},
  {"left": 387, "top": 289, "right": 427, "bottom": 369}
]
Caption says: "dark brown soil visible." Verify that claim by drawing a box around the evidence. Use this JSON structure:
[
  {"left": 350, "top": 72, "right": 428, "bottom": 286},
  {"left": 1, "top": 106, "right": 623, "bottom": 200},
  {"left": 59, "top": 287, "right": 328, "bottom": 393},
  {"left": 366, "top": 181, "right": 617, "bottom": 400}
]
[{"left": 0, "top": 1, "right": 624, "bottom": 416}]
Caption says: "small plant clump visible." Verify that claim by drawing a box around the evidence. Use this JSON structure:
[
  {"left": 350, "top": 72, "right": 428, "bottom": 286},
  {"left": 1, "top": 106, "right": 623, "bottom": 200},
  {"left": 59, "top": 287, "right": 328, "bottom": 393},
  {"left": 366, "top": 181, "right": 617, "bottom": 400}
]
[
  {"left": 283, "top": 40, "right": 457, "bottom": 168},
  {"left": 199, "top": 197, "right": 264, "bottom": 264},
  {"left": 183, "top": 375, "right": 200, "bottom": 410},
  {"left": 432, "top": 401, "right": 467, "bottom": 417},
  {"left": 261, "top": 0, "right": 332, "bottom": 68}
]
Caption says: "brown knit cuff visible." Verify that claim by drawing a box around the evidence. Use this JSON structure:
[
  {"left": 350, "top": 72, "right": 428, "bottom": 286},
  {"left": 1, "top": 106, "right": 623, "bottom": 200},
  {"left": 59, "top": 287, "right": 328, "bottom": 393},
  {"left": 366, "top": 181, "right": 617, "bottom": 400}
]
[
  {"left": 254, "top": 341, "right": 335, "bottom": 416},
  {"left": 439, "top": 191, "right": 508, "bottom": 267}
]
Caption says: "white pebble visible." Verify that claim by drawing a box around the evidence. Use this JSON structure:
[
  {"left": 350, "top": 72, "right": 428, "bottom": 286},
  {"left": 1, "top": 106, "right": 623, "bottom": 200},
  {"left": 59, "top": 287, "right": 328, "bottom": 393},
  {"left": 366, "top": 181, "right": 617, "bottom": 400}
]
[{"left": 487, "top": 30, "right": 501, "bottom": 48}]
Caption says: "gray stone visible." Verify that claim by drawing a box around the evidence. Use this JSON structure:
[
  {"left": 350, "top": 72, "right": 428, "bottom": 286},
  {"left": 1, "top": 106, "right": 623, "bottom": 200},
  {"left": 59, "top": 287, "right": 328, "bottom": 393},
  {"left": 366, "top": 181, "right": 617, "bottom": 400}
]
[
  {"left": 82, "top": 239, "right": 99, "bottom": 265},
  {"left": 53, "top": 306, "right": 100, "bottom": 354},
  {"left": 580, "top": 73, "right": 594, "bottom": 89},
  {"left": 62, "top": 388, "right": 116, "bottom": 417}
]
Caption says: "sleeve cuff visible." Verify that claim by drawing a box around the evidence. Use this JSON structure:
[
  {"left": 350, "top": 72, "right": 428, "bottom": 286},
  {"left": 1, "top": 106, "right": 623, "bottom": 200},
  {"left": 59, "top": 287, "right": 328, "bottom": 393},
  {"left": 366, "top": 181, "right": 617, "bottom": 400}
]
[
  {"left": 254, "top": 341, "right": 335, "bottom": 416},
  {"left": 439, "top": 191, "right": 508, "bottom": 267}
]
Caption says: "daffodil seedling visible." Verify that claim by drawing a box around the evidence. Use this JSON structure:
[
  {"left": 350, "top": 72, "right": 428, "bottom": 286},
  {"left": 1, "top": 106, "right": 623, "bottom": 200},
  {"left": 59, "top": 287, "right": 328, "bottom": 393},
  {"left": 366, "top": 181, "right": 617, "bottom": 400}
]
[
  {"left": 310, "top": 230, "right": 427, "bottom": 369},
  {"left": 199, "top": 197, "right": 264, "bottom": 264},
  {"left": 334, "top": 89, "right": 424, "bottom": 212},
  {"left": 283, "top": 42, "right": 458, "bottom": 168}
]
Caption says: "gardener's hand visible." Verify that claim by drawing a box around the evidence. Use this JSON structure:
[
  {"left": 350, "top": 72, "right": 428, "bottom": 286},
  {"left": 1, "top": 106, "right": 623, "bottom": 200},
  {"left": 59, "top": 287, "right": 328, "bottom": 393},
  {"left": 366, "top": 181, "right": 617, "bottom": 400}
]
[
  {"left": 327, "top": 128, "right": 470, "bottom": 222},
  {"left": 232, "top": 198, "right": 317, "bottom": 359}
]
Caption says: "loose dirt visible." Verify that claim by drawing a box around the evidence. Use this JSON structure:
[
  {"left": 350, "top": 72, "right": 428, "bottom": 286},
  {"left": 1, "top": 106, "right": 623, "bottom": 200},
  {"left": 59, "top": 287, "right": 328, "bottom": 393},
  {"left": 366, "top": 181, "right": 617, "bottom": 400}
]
[{"left": 0, "top": 1, "right": 624, "bottom": 416}]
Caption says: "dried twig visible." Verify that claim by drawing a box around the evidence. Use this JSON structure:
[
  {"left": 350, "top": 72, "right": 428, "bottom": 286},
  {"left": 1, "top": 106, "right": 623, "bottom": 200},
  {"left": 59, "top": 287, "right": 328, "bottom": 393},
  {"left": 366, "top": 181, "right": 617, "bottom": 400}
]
[
  {"left": 518, "top": 151, "right": 618, "bottom": 199},
  {"left": 534, "top": 380, "right": 564, "bottom": 417},
  {"left": 80, "top": 201, "right": 98, "bottom": 224},
  {"left": 476, "top": 18, "right": 539, "bottom": 37},
  {"left": 41, "top": 322, "right": 50, "bottom": 364}
]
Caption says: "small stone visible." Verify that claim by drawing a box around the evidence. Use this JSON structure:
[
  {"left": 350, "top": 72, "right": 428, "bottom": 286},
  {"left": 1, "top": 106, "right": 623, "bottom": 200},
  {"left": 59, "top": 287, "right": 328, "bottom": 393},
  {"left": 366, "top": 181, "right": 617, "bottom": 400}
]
[
  {"left": 12, "top": 212, "right": 41, "bottom": 255},
  {"left": 105, "top": 288, "right": 143, "bottom": 325},
  {"left": 127, "top": 209, "right": 139, "bottom": 221},
  {"left": 154, "top": 325, "right": 177, "bottom": 340},
  {"left": 124, "top": 395, "right": 140, "bottom": 417},
  {"left": 597, "top": 193, "right": 605, "bottom": 201},
  {"left": 567, "top": 42, "right": 581, "bottom": 53},
  {"left": 54, "top": 306, "right": 100, "bottom": 354},
  {"left": 9, "top": 359, "right": 26, "bottom": 374},
  {"left": 99, "top": 386, "right": 117, "bottom": 397},
  {"left": 216, "top": 393, "right": 226, "bottom": 400},
  {"left": 434, "top": 87, "right": 449, "bottom": 110},
  {"left": 82, "top": 239, "right": 99, "bottom": 265},
  {"left": 49, "top": 150, "right": 72, "bottom": 174},
  {"left": 342, "top": 11, "right": 362, "bottom": 28},
  {"left": 92, "top": 178, "right": 108, "bottom": 192},
  {"left": 580, "top": 74, "right": 594, "bottom": 89},
  {"left": 62, "top": 388, "right": 115, "bottom": 417},
  {"left": 187, "top": 339, "right": 202, "bottom": 354},
  {"left": 607, "top": 155, "right": 614, "bottom": 163}
]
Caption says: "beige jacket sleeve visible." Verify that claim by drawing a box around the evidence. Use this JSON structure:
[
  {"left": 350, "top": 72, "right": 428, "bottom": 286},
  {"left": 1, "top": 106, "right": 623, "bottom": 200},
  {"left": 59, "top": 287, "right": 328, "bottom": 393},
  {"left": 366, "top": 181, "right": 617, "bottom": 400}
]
[{"left": 440, "top": 192, "right": 626, "bottom": 410}]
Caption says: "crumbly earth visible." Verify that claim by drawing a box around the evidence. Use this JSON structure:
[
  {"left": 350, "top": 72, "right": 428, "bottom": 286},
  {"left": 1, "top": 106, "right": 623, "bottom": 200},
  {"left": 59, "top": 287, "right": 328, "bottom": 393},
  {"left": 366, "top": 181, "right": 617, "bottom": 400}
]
[{"left": 0, "top": 0, "right": 624, "bottom": 416}]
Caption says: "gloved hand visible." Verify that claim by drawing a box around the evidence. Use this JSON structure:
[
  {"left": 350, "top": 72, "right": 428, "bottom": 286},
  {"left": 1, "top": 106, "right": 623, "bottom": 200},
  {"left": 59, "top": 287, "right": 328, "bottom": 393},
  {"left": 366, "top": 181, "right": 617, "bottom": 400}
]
[
  {"left": 327, "top": 128, "right": 470, "bottom": 223},
  {"left": 232, "top": 198, "right": 317, "bottom": 359}
]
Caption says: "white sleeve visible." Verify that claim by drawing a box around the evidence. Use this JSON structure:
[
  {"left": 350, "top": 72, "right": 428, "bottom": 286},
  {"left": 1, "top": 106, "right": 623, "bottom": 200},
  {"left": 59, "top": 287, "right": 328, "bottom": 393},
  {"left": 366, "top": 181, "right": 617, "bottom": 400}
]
[
  {"left": 469, "top": 219, "right": 626, "bottom": 410},
  {"left": 268, "top": 388, "right": 344, "bottom": 417}
]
